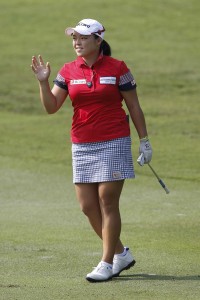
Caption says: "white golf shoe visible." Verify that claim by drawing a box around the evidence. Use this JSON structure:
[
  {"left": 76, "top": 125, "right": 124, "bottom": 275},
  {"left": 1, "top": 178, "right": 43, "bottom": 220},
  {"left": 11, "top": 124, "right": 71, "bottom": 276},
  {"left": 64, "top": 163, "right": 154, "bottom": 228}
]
[
  {"left": 86, "top": 261, "right": 113, "bottom": 282},
  {"left": 112, "top": 247, "right": 136, "bottom": 277}
]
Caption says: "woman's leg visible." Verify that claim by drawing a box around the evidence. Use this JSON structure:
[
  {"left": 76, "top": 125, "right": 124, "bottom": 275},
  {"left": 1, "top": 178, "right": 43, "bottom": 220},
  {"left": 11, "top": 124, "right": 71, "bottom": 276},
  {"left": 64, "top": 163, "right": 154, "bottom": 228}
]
[
  {"left": 75, "top": 183, "right": 102, "bottom": 237},
  {"left": 74, "top": 182, "right": 124, "bottom": 255},
  {"left": 98, "top": 180, "right": 124, "bottom": 264}
]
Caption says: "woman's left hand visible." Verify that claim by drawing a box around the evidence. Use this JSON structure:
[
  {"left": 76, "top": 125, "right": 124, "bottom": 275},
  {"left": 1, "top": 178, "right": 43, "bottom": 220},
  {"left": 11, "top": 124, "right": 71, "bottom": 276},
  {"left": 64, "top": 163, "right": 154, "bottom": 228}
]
[{"left": 138, "top": 139, "right": 153, "bottom": 165}]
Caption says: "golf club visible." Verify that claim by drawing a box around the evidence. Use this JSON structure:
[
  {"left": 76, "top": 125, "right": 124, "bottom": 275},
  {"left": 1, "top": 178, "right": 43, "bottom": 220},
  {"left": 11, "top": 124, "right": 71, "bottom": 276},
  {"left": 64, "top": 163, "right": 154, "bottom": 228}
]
[
  {"left": 137, "top": 153, "right": 170, "bottom": 194},
  {"left": 147, "top": 163, "right": 170, "bottom": 194}
]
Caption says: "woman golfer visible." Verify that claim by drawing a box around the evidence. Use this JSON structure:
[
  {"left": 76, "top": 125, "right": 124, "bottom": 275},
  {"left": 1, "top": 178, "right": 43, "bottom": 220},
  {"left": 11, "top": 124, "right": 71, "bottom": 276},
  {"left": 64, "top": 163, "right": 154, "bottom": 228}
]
[{"left": 31, "top": 18, "right": 152, "bottom": 282}]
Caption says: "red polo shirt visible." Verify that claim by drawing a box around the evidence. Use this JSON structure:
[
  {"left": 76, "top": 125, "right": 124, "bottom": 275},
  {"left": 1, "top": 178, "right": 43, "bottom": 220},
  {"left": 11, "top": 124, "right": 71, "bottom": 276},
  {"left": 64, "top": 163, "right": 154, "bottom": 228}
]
[{"left": 54, "top": 55, "right": 136, "bottom": 143}]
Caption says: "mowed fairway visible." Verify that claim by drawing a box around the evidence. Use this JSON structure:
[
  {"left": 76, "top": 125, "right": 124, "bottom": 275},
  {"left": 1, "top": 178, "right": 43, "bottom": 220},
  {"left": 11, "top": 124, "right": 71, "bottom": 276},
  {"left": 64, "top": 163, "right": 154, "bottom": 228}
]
[{"left": 0, "top": 0, "right": 200, "bottom": 299}]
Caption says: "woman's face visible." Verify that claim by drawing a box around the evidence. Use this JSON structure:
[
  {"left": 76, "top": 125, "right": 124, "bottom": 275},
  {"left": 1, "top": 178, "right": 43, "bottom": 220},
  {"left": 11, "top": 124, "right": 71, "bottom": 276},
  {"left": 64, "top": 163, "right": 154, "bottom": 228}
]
[{"left": 72, "top": 31, "right": 101, "bottom": 58}]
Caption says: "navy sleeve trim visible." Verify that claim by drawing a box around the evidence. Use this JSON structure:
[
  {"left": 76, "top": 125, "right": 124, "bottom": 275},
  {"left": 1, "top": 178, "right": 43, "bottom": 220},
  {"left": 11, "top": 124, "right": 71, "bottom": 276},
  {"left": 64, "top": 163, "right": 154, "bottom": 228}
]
[
  {"left": 53, "top": 80, "right": 68, "bottom": 91},
  {"left": 119, "top": 83, "right": 137, "bottom": 91},
  {"left": 118, "top": 70, "right": 137, "bottom": 91}
]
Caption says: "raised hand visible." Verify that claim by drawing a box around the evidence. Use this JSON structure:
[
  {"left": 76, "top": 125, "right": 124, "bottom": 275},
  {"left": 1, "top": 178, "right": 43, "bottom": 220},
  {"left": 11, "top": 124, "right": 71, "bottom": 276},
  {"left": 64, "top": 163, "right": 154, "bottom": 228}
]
[{"left": 31, "top": 55, "right": 50, "bottom": 82}]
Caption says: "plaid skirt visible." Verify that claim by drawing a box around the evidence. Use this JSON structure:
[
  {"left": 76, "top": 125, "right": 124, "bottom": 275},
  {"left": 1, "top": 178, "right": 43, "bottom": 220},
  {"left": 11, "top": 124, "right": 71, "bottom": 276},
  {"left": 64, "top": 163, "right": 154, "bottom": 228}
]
[{"left": 72, "top": 136, "right": 135, "bottom": 183}]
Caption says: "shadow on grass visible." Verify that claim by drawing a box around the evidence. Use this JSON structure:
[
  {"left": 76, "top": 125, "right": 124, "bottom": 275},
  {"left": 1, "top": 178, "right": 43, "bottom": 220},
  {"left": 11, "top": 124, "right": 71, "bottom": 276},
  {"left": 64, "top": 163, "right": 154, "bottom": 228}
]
[{"left": 113, "top": 273, "right": 200, "bottom": 281}]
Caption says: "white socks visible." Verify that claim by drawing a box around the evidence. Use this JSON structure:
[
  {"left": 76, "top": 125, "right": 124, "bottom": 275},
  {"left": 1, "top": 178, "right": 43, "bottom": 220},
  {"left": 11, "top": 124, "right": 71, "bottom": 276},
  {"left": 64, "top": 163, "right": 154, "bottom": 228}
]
[
  {"left": 101, "top": 247, "right": 128, "bottom": 267},
  {"left": 116, "top": 247, "right": 128, "bottom": 257}
]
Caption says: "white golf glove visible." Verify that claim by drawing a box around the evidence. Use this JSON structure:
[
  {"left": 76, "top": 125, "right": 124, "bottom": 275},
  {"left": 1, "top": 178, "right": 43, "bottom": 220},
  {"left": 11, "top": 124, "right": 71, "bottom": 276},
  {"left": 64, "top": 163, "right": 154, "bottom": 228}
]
[{"left": 137, "top": 137, "right": 152, "bottom": 166}]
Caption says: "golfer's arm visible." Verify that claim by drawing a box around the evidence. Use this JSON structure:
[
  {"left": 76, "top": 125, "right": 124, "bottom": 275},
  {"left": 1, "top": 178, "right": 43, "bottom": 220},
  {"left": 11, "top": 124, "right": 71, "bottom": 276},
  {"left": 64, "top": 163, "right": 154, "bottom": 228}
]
[
  {"left": 121, "top": 89, "right": 148, "bottom": 139},
  {"left": 39, "top": 81, "right": 68, "bottom": 114}
]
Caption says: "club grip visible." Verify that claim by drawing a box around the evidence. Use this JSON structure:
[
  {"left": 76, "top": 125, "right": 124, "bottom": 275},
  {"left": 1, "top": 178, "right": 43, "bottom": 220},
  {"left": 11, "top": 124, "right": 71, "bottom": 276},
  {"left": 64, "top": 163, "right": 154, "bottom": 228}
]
[{"left": 159, "top": 179, "right": 170, "bottom": 194}]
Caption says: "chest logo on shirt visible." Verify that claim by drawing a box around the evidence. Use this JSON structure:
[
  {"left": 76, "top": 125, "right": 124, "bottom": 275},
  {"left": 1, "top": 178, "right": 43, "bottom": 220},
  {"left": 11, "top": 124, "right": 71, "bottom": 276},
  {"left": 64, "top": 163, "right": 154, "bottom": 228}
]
[
  {"left": 100, "top": 77, "right": 116, "bottom": 85},
  {"left": 70, "top": 79, "right": 86, "bottom": 85}
]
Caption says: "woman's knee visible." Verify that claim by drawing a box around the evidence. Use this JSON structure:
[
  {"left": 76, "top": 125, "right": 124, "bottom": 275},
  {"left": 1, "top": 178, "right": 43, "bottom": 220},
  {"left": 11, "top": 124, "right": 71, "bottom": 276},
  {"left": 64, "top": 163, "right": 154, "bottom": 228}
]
[
  {"left": 101, "top": 198, "right": 119, "bottom": 215},
  {"left": 99, "top": 191, "right": 119, "bottom": 214},
  {"left": 75, "top": 183, "right": 99, "bottom": 216},
  {"left": 99, "top": 181, "right": 124, "bottom": 213},
  {"left": 79, "top": 201, "right": 93, "bottom": 216}
]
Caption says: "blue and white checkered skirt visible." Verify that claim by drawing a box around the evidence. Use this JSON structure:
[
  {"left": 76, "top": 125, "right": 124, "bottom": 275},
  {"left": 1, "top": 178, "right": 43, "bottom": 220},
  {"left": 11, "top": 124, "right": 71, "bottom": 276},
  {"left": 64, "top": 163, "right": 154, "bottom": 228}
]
[{"left": 72, "top": 136, "right": 135, "bottom": 183}]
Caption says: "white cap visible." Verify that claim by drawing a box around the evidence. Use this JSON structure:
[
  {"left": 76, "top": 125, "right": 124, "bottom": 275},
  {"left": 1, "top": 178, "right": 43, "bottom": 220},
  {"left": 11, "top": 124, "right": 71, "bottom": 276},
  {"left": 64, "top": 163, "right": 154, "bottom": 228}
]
[{"left": 65, "top": 19, "right": 105, "bottom": 39}]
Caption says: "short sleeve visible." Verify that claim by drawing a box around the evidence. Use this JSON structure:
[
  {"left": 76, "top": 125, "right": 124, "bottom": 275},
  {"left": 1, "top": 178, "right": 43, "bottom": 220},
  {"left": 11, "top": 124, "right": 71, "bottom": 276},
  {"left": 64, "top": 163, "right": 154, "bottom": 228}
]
[
  {"left": 53, "top": 65, "right": 68, "bottom": 91},
  {"left": 118, "top": 61, "right": 137, "bottom": 91}
]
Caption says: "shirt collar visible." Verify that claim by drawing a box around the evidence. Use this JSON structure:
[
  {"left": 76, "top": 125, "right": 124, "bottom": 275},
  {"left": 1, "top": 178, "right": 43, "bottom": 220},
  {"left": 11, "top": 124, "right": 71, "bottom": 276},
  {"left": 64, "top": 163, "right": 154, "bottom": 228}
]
[{"left": 76, "top": 53, "right": 104, "bottom": 68}]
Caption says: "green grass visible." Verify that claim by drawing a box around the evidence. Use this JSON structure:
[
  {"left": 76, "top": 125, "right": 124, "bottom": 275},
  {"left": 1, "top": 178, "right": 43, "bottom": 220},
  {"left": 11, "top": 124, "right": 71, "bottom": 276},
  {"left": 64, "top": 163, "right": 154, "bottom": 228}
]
[{"left": 0, "top": 0, "right": 200, "bottom": 299}]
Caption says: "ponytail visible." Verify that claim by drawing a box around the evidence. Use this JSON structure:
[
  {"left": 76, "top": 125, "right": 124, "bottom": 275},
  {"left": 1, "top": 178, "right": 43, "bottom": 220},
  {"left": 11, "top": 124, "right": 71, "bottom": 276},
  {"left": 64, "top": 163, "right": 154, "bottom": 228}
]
[
  {"left": 100, "top": 40, "right": 111, "bottom": 56},
  {"left": 94, "top": 35, "right": 111, "bottom": 56}
]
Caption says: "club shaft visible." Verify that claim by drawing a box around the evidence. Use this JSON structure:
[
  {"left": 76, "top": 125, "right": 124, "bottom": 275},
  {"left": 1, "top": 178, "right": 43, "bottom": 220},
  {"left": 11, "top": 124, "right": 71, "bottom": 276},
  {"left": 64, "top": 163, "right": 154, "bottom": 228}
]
[
  {"left": 148, "top": 163, "right": 160, "bottom": 180},
  {"left": 148, "top": 163, "right": 170, "bottom": 194}
]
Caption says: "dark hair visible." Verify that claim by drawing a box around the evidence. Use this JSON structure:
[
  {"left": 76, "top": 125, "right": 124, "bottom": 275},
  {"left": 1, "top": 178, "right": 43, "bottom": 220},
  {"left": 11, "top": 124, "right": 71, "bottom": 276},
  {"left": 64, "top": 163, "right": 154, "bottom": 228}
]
[
  {"left": 100, "top": 40, "right": 111, "bottom": 56},
  {"left": 94, "top": 35, "right": 111, "bottom": 56}
]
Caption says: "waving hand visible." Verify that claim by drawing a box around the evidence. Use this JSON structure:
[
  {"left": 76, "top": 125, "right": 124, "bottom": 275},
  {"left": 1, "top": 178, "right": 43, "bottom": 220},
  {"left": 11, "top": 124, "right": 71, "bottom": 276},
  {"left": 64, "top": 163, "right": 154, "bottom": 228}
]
[{"left": 31, "top": 55, "right": 50, "bottom": 82}]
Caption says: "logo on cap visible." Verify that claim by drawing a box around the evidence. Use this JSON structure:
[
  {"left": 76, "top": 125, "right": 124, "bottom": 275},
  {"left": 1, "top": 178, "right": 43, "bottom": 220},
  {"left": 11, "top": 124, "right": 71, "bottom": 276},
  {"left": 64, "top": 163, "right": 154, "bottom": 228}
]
[{"left": 77, "top": 22, "right": 90, "bottom": 28}]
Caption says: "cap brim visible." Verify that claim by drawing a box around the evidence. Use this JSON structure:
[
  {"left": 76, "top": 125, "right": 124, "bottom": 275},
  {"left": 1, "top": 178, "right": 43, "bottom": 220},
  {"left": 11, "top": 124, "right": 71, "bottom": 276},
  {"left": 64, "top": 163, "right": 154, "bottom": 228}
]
[
  {"left": 65, "top": 27, "right": 75, "bottom": 36},
  {"left": 65, "top": 27, "right": 93, "bottom": 36}
]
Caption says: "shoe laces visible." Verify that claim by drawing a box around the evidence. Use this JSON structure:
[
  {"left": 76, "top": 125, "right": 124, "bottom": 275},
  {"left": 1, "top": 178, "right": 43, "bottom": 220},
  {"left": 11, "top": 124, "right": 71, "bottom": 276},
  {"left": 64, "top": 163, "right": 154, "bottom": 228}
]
[{"left": 93, "top": 262, "right": 110, "bottom": 272}]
